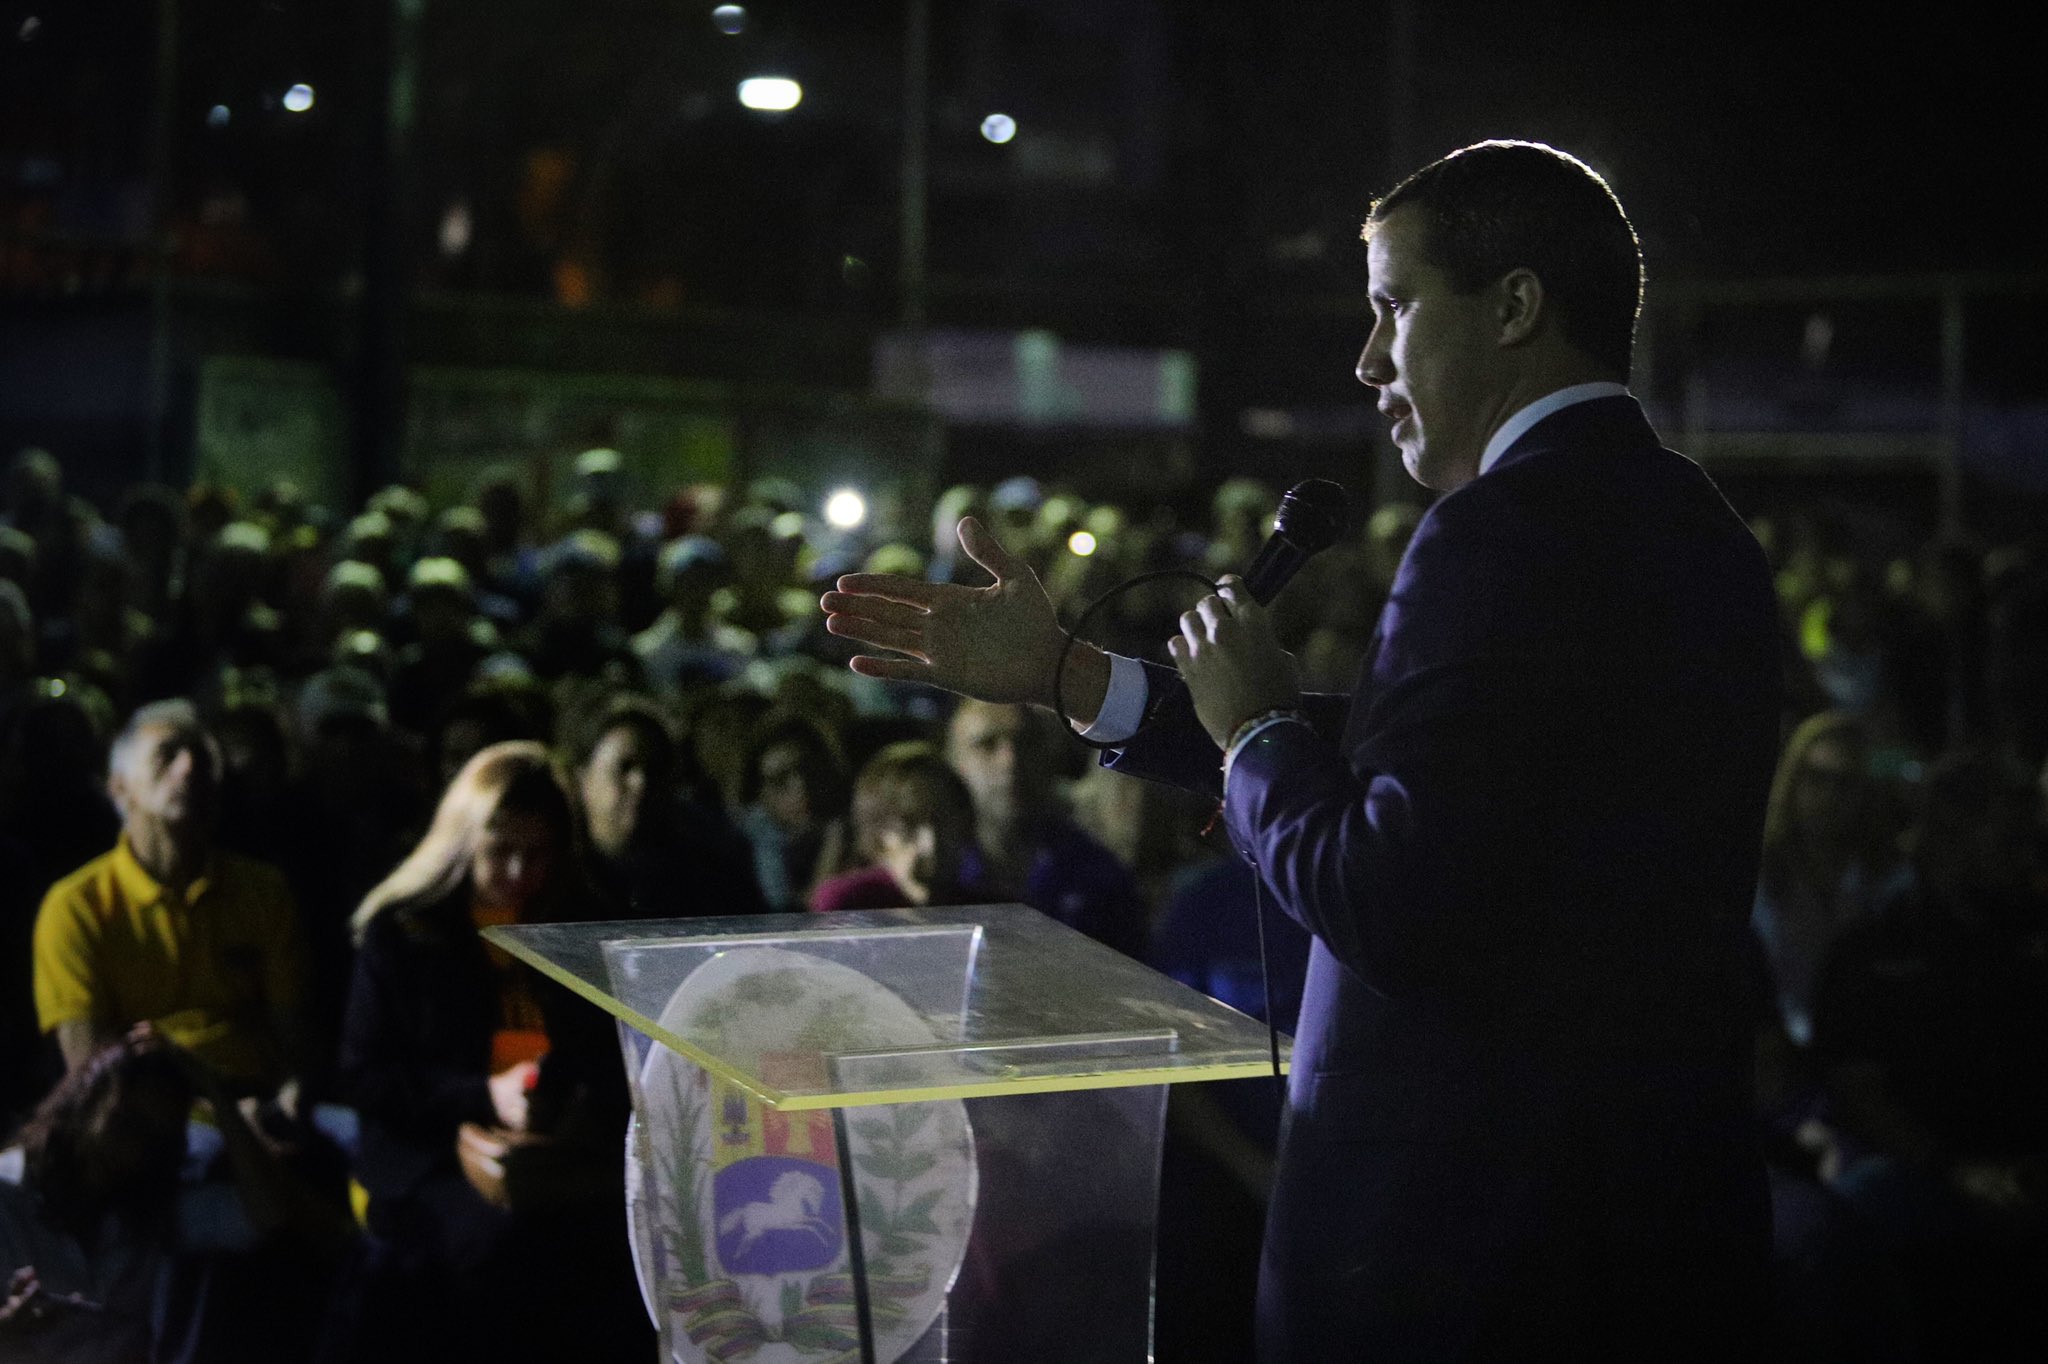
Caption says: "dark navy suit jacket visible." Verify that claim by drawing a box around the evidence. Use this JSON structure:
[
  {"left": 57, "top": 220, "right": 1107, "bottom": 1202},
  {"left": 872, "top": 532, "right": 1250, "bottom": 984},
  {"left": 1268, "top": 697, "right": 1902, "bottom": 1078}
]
[{"left": 1109, "top": 396, "right": 1783, "bottom": 1360}]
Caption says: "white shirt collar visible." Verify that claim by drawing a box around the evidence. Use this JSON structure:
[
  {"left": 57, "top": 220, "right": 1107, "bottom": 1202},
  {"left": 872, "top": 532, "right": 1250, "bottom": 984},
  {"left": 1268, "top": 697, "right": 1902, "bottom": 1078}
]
[{"left": 1478, "top": 381, "right": 1631, "bottom": 476}]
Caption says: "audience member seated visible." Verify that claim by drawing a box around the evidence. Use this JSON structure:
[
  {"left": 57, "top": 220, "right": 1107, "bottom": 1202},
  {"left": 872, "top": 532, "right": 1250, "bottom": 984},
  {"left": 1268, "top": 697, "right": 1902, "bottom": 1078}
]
[
  {"left": 423, "top": 506, "right": 521, "bottom": 633},
  {"left": 134, "top": 522, "right": 285, "bottom": 703},
  {"left": 57, "top": 542, "right": 153, "bottom": 708},
  {"left": 468, "top": 469, "right": 542, "bottom": 620},
  {"left": 736, "top": 711, "right": 852, "bottom": 911},
  {"left": 514, "top": 530, "right": 639, "bottom": 686},
  {"left": 33, "top": 700, "right": 313, "bottom": 1111},
  {"left": 210, "top": 696, "right": 296, "bottom": 867},
  {"left": 632, "top": 535, "right": 751, "bottom": 696},
  {"left": 1069, "top": 757, "right": 1216, "bottom": 916},
  {"left": 387, "top": 557, "right": 490, "bottom": 736},
  {"left": 1751, "top": 709, "right": 1908, "bottom": 1047},
  {"left": 677, "top": 685, "right": 772, "bottom": 812},
  {"left": 946, "top": 699, "right": 1149, "bottom": 958},
  {"left": 111, "top": 484, "right": 187, "bottom": 630},
  {"left": 561, "top": 692, "right": 766, "bottom": 920},
  {"left": 271, "top": 666, "right": 432, "bottom": 1066},
  {"left": 711, "top": 504, "right": 810, "bottom": 649},
  {"left": 432, "top": 676, "right": 555, "bottom": 791},
  {"left": 337, "top": 742, "right": 646, "bottom": 1364},
  {"left": 810, "top": 740, "right": 986, "bottom": 911},
  {"left": 304, "top": 562, "right": 388, "bottom": 678},
  {"left": 2, "top": 448, "right": 97, "bottom": 630},
  {"left": 0, "top": 1029, "right": 354, "bottom": 1364},
  {"left": 1803, "top": 749, "right": 2048, "bottom": 1356},
  {"left": 556, "top": 448, "right": 661, "bottom": 631}
]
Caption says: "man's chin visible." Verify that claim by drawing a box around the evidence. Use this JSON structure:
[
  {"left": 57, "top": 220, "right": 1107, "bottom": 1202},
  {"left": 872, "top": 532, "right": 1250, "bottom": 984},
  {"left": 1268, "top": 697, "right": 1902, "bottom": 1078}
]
[
  {"left": 160, "top": 809, "right": 217, "bottom": 840},
  {"left": 1405, "top": 448, "right": 1480, "bottom": 493}
]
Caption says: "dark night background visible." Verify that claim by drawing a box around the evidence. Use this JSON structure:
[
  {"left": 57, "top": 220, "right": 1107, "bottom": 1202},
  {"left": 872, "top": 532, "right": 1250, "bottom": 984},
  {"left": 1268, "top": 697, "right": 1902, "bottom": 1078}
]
[
  {"left": 3, "top": 0, "right": 2043, "bottom": 534},
  {"left": 5, "top": 8, "right": 2048, "bottom": 1364}
]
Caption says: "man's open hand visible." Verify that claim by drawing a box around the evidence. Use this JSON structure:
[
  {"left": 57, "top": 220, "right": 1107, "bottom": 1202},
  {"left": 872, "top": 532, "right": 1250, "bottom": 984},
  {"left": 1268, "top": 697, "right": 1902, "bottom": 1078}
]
[
  {"left": 820, "top": 517, "right": 1091, "bottom": 713},
  {"left": 1168, "top": 576, "right": 1301, "bottom": 749}
]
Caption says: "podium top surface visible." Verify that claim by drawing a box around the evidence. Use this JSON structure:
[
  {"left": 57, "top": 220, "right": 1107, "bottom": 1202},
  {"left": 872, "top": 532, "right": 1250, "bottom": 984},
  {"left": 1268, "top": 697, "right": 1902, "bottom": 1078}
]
[{"left": 485, "top": 903, "right": 1291, "bottom": 1110}]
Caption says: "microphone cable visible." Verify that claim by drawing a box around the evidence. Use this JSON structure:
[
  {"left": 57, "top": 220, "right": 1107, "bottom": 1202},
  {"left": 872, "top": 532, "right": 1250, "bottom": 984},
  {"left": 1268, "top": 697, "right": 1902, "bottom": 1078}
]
[
  {"left": 1050, "top": 567, "right": 1216, "bottom": 751},
  {"left": 1048, "top": 567, "right": 1288, "bottom": 1094}
]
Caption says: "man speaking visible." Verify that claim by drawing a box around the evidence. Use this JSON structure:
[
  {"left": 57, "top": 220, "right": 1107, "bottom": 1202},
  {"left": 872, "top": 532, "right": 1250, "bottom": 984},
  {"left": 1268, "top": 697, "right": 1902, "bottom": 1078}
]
[{"left": 822, "top": 141, "right": 1780, "bottom": 1361}]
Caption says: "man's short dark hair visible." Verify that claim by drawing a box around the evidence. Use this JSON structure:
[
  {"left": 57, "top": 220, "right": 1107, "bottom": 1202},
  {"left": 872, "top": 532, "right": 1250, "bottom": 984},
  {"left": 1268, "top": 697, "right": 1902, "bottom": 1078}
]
[{"left": 1368, "top": 140, "right": 1643, "bottom": 377}]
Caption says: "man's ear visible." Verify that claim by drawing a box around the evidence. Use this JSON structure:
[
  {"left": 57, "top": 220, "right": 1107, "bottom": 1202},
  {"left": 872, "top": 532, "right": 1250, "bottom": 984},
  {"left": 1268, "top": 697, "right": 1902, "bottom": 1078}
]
[
  {"left": 1497, "top": 268, "right": 1545, "bottom": 347},
  {"left": 106, "top": 772, "right": 130, "bottom": 817}
]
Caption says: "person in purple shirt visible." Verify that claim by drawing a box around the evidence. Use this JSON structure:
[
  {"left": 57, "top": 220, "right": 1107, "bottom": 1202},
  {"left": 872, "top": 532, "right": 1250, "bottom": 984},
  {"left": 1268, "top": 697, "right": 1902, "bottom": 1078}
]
[{"left": 944, "top": 698, "right": 1148, "bottom": 959}]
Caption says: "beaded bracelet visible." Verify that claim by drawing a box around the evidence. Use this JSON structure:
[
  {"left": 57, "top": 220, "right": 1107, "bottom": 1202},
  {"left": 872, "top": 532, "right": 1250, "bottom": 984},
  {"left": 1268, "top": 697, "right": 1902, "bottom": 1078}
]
[{"left": 1221, "top": 707, "right": 1308, "bottom": 791}]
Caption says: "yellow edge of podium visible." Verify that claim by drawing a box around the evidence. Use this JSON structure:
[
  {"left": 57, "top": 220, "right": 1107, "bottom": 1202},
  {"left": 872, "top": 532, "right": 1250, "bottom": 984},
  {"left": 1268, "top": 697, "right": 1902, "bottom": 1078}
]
[{"left": 483, "top": 926, "right": 1290, "bottom": 1113}]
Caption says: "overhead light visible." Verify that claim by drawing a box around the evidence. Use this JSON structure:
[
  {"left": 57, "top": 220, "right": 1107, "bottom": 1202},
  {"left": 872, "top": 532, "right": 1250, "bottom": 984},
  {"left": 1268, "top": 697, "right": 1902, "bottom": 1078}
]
[
  {"left": 980, "top": 113, "right": 1017, "bottom": 144},
  {"left": 282, "top": 83, "right": 315, "bottom": 113},
  {"left": 711, "top": 5, "right": 746, "bottom": 34},
  {"left": 738, "top": 77, "right": 801, "bottom": 112},
  {"left": 824, "top": 489, "right": 866, "bottom": 530},
  {"left": 439, "top": 201, "right": 473, "bottom": 256},
  {"left": 1067, "top": 530, "right": 1097, "bottom": 557},
  {"left": 207, "top": 104, "right": 231, "bottom": 128}
]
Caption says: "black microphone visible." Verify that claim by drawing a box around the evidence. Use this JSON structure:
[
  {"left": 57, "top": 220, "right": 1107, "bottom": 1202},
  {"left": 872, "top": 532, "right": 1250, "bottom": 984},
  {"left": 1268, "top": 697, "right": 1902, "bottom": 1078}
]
[
  {"left": 1055, "top": 478, "right": 1350, "bottom": 748},
  {"left": 1240, "top": 479, "right": 1350, "bottom": 604}
]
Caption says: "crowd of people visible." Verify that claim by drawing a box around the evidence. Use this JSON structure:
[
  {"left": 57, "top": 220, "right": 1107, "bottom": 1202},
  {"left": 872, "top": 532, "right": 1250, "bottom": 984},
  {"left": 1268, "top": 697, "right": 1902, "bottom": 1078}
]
[{"left": 0, "top": 437, "right": 2043, "bottom": 1360}]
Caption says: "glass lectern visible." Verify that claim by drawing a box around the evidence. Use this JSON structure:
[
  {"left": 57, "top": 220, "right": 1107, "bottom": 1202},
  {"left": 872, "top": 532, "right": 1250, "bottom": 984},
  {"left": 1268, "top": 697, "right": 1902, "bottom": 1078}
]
[{"left": 485, "top": 903, "right": 1290, "bottom": 1364}]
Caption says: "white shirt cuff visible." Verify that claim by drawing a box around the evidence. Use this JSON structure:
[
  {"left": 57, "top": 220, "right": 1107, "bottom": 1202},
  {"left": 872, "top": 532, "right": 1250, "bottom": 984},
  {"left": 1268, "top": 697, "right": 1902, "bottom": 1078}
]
[{"left": 1077, "top": 652, "right": 1149, "bottom": 744}]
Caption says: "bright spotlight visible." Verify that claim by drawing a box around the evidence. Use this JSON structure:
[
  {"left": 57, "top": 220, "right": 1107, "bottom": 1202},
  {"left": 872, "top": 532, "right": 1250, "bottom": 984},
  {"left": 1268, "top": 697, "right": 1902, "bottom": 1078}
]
[
  {"left": 1067, "top": 530, "right": 1097, "bottom": 557},
  {"left": 738, "top": 77, "right": 802, "bottom": 112},
  {"left": 439, "top": 201, "right": 473, "bottom": 256},
  {"left": 980, "top": 113, "right": 1017, "bottom": 144},
  {"left": 282, "top": 83, "right": 315, "bottom": 113},
  {"left": 824, "top": 489, "right": 866, "bottom": 529},
  {"left": 207, "top": 104, "right": 231, "bottom": 128},
  {"left": 711, "top": 4, "right": 746, "bottom": 34}
]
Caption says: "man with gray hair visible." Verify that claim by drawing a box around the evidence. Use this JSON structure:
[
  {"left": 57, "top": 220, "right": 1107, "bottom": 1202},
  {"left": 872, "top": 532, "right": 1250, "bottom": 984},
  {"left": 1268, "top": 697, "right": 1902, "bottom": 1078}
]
[{"left": 31, "top": 699, "right": 311, "bottom": 1110}]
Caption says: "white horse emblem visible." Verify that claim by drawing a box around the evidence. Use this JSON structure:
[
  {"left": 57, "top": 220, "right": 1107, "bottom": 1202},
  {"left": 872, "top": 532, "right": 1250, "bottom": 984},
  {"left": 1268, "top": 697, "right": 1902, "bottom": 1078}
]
[{"left": 717, "top": 1170, "right": 836, "bottom": 1257}]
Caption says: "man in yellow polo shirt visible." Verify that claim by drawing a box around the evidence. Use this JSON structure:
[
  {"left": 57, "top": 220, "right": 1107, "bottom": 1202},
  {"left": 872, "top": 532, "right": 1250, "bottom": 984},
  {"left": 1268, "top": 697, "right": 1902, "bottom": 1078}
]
[{"left": 32, "top": 699, "right": 310, "bottom": 1108}]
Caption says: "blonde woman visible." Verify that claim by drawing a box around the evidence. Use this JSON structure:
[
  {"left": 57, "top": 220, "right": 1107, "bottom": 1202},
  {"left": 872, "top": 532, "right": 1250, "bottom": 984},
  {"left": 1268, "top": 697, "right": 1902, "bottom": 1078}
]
[{"left": 335, "top": 742, "right": 645, "bottom": 1364}]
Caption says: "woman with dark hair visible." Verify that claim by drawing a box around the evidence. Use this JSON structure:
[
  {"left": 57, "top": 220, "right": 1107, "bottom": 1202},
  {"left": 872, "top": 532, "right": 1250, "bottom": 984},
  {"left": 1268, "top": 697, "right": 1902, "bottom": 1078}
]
[
  {"left": 337, "top": 742, "right": 645, "bottom": 1364},
  {"left": 2, "top": 1030, "right": 351, "bottom": 1364},
  {"left": 809, "top": 741, "right": 985, "bottom": 911},
  {"left": 735, "top": 711, "right": 852, "bottom": 911},
  {"left": 559, "top": 693, "right": 767, "bottom": 921},
  {"left": 1, "top": 1037, "right": 192, "bottom": 1361}
]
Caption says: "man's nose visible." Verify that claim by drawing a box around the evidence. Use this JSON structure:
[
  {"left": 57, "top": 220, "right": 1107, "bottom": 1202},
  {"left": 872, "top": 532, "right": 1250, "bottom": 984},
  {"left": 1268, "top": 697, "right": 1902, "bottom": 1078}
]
[{"left": 1356, "top": 338, "right": 1392, "bottom": 388}]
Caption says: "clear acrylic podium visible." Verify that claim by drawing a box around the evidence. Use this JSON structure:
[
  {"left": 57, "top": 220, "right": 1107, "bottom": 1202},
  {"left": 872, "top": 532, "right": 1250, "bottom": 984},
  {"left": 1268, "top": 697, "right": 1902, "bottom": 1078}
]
[{"left": 484, "top": 904, "right": 1291, "bottom": 1364}]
